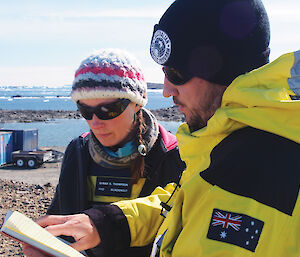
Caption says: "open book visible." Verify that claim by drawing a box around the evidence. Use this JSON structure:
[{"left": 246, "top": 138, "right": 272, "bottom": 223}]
[{"left": 0, "top": 210, "right": 85, "bottom": 257}]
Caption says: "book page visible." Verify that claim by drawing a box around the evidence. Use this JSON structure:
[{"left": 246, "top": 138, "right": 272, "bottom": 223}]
[{"left": 1, "top": 211, "right": 85, "bottom": 257}]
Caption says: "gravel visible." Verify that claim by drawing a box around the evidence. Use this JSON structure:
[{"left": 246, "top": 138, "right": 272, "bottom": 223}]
[{"left": 0, "top": 179, "right": 56, "bottom": 256}]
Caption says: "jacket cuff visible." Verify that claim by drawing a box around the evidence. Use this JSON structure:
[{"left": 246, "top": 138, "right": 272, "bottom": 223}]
[{"left": 83, "top": 204, "right": 131, "bottom": 251}]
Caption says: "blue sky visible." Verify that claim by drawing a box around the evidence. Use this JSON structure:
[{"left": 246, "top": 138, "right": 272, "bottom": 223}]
[{"left": 0, "top": 0, "right": 299, "bottom": 87}]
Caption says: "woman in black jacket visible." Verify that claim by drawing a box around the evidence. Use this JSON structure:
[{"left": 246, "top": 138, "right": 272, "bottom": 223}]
[{"left": 24, "top": 49, "right": 185, "bottom": 257}]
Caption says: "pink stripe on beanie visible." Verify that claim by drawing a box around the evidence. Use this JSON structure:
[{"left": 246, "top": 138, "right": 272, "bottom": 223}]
[
  {"left": 71, "top": 49, "right": 148, "bottom": 107},
  {"left": 75, "top": 66, "right": 145, "bottom": 82}
]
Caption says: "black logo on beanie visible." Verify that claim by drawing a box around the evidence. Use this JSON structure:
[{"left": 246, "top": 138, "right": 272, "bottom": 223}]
[{"left": 150, "top": 30, "right": 171, "bottom": 65}]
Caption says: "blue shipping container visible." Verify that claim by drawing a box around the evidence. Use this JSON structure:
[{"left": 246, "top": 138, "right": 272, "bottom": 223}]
[
  {"left": 0, "top": 132, "right": 13, "bottom": 165},
  {"left": 0, "top": 129, "right": 38, "bottom": 151}
]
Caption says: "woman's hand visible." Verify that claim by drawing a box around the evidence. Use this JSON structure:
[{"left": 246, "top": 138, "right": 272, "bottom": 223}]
[
  {"left": 22, "top": 214, "right": 101, "bottom": 256},
  {"left": 22, "top": 243, "right": 50, "bottom": 257}
]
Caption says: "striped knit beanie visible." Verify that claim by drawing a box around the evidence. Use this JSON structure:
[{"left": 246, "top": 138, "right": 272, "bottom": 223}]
[{"left": 71, "top": 49, "right": 148, "bottom": 106}]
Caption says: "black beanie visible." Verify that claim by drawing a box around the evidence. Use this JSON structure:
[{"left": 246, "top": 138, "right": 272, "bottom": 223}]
[{"left": 150, "top": 0, "right": 270, "bottom": 86}]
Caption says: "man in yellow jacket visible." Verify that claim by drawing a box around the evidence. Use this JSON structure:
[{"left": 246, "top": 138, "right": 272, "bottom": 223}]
[
  {"left": 23, "top": 0, "right": 300, "bottom": 256},
  {"left": 146, "top": 0, "right": 300, "bottom": 256}
]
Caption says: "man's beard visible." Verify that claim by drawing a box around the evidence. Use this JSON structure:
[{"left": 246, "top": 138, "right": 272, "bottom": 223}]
[
  {"left": 186, "top": 111, "right": 206, "bottom": 133},
  {"left": 173, "top": 97, "right": 206, "bottom": 132}
]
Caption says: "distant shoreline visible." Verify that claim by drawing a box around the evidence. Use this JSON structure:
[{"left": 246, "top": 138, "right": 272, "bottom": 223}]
[{"left": 0, "top": 106, "right": 185, "bottom": 123}]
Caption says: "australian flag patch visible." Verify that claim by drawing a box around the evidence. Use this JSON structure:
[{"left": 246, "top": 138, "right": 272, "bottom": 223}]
[{"left": 207, "top": 209, "right": 264, "bottom": 252}]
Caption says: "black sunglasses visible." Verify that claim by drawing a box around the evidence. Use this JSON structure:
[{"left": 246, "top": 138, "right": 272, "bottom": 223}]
[
  {"left": 162, "top": 66, "right": 191, "bottom": 86},
  {"left": 77, "top": 98, "right": 131, "bottom": 120}
]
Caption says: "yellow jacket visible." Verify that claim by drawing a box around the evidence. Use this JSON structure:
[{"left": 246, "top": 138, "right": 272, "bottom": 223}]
[{"left": 116, "top": 51, "right": 300, "bottom": 256}]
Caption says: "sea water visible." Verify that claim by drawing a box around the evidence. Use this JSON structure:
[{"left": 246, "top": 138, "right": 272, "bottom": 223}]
[
  {"left": 1, "top": 119, "right": 181, "bottom": 147},
  {"left": 0, "top": 86, "right": 182, "bottom": 146},
  {"left": 0, "top": 85, "right": 173, "bottom": 110}
]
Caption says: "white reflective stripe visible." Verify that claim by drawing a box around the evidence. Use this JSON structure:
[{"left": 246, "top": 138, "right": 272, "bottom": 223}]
[
  {"left": 151, "top": 234, "right": 163, "bottom": 257},
  {"left": 288, "top": 50, "right": 300, "bottom": 96}
]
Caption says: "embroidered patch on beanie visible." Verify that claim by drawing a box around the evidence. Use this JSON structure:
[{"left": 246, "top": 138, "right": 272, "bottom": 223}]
[{"left": 150, "top": 30, "right": 172, "bottom": 65}]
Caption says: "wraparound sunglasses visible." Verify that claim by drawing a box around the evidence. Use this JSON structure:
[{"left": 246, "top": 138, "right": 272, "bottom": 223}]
[
  {"left": 77, "top": 98, "right": 131, "bottom": 120},
  {"left": 162, "top": 66, "right": 191, "bottom": 86}
]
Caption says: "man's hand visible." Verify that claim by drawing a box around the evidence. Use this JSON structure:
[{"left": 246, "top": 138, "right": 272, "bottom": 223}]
[{"left": 22, "top": 214, "right": 101, "bottom": 256}]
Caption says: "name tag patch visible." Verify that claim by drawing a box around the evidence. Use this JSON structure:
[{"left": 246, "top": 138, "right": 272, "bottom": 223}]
[
  {"left": 207, "top": 208, "right": 264, "bottom": 252},
  {"left": 95, "top": 176, "right": 132, "bottom": 197}
]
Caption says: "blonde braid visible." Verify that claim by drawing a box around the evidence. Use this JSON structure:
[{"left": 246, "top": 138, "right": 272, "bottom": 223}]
[{"left": 131, "top": 110, "right": 146, "bottom": 184}]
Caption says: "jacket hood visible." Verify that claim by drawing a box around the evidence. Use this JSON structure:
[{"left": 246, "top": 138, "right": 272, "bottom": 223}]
[{"left": 177, "top": 50, "right": 300, "bottom": 183}]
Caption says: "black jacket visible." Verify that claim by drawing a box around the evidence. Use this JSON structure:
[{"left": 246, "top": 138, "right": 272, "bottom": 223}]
[{"left": 47, "top": 124, "right": 185, "bottom": 257}]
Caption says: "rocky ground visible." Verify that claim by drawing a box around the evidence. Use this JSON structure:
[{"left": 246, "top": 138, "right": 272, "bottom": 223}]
[
  {"left": 0, "top": 179, "right": 56, "bottom": 256},
  {"left": 0, "top": 109, "right": 82, "bottom": 123},
  {"left": 0, "top": 106, "right": 185, "bottom": 123},
  {"left": 151, "top": 106, "right": 185, "bottom": 122}
]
